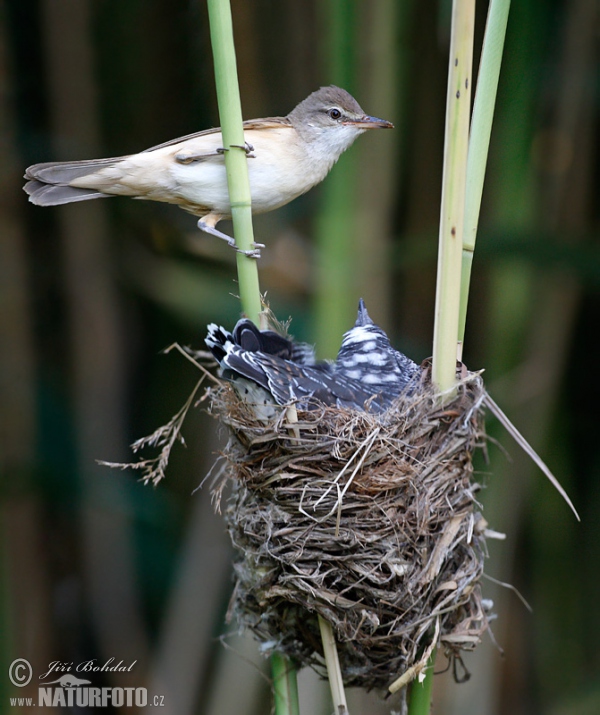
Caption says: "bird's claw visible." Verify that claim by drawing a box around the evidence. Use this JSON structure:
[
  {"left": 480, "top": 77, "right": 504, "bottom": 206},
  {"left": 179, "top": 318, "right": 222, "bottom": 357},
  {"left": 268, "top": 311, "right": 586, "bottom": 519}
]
[
  {"left": 197, "top": 219, "right": 264, "bottom": 259},
  {"left": 236, "top": 242, "right": 264, "bottom": 259},
  {"left": 232, "top": 142, "right": 256, "bottom": 158},
  {"left": 216, "top": 142, "right": 256, "bottom": 158}
]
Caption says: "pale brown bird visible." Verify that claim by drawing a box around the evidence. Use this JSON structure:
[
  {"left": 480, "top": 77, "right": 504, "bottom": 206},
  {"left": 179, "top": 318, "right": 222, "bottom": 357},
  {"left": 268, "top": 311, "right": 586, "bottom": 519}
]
[{"left": 24, "top": 86, "right": 393, "bottom": 255}]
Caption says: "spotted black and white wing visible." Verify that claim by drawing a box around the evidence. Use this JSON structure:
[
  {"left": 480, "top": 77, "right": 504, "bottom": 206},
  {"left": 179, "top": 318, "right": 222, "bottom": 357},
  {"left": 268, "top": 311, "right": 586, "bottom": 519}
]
[
  {"left": 205, "top": 303, "right": 418, "bottom": 418},
  {"left": 334, "top": 298, "right": 419, "bottom": 399},
  {"left": 206, "top": 320, "right": 327, "bottom": 418},
  {"left": 220, "top": 345, "right": 393, "bottom": 412}
]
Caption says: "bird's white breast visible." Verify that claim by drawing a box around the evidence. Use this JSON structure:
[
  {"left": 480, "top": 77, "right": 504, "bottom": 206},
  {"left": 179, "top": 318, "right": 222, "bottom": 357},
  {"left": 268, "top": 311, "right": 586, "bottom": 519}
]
[{"left": 166, "top": 125, "right": 344, "bottom": 216}]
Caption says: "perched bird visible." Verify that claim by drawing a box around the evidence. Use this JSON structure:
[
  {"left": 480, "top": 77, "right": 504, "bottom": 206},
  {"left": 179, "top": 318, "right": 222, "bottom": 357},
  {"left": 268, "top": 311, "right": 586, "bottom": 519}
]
[
  {"left": 205, "top": 301, "right": 419, "bottom": 418},
  {"left": 24, "top": 86, "right": 392, "bottom": 256}
]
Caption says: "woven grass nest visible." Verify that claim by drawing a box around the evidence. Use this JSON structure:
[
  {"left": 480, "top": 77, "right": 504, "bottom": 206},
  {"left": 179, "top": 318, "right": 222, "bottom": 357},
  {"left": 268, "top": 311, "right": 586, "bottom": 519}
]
[{"left": 208, "top": 360, "right": 491, "bottom": 692}]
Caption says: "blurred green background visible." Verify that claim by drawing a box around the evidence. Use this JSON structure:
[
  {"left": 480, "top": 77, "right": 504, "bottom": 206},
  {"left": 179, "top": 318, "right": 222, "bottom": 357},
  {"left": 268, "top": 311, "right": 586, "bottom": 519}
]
[{"left": 1, "top": 0, "right": 599, "bottom": 713}]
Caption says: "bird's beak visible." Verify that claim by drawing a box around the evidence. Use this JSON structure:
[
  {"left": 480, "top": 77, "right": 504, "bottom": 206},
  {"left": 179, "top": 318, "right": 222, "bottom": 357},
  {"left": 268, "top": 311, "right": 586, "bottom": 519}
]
[
  {"left": 356, "top": 298, "right": 374, "bottom": 326},
  {"left": 343, "top": 115, "right": 394, "bottom": 129}
]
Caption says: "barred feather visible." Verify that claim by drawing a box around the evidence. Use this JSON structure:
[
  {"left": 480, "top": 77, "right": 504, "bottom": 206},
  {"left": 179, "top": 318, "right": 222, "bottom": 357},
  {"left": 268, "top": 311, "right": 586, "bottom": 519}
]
[{"left": 205, "top": 302, "right": 418, "bottom": 419}]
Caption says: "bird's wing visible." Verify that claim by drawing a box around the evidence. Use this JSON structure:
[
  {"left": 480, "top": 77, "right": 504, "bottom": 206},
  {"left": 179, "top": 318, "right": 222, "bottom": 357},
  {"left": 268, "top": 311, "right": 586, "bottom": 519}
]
[
  {"left": 239, "top": 117, "right": 292, "bottom": 131},
  {"left": 271, "top": 362, "right": 392, "bottom": 411},
  {"left": 143, "top": 116, "right": 292, "bottom": 155},
  {"left": 221, "top": 350, "right": 273, "bottom": 394},
  {"left": 222, "top": 349, "right": 390, "bottom": 412},
  {"left": 297, "top": 368, "right": 392, "bottom": 411},
  {"left": 24, "top": 117, "right": 293, "bottom": 183}
]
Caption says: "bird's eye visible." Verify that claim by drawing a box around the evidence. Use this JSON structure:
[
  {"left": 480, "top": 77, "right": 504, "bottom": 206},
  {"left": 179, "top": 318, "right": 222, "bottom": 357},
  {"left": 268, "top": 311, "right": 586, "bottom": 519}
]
[{"left": 328, "top": 108, "right": 342, "bottom": 120}]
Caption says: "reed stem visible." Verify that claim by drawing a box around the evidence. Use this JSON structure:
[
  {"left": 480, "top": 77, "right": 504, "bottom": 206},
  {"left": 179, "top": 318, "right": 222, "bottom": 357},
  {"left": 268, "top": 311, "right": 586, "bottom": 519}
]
[
  {"left": 459, "top": 0, "right": 512, "bottom": 346},
  {"left": 206, "top": 4, "right": 296, "bottom": 714},
  {"left": 431, "top": 0, "right": 475, "bottom": 392},
  {"left": 272, "top": 652, "right": 301, "bottom": 715},
  {"left": 318, "top": 615, "right": 349, "bottom": 715},
  {"left": 426, "top": 1, "right": 475, "bottom": 711},
  {"left": 406, "top": 652, "right": 436, "bottom": 715},
  {"left": 206, "top": 0, "right": 262, "bottom": 325}
]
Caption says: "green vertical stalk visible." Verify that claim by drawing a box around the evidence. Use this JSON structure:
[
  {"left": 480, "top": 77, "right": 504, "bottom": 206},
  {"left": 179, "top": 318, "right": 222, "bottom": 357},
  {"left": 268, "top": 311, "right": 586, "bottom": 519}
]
[
  {"left": 272, "top": 652, "right": 300, "bottom": 715},
  {"left": 314, "top": 0, "right": 358, "bottom": 358},
  {"left": 425, "top": 1, "right": 475, "bottom": 711},
  {"left": 407, "top": 652, "right": 436, "bottom": 715},
  {"left": 206, "top": 4, "right": 297, "bottom": 714},
  {"left": 432, "top": 0, "right": 475, "bottom": 393},
  {"left": 206, "top": 0, "right": 262, "bottom": 325},
  {"left": 458, "top": 0, "right": 511, "bottom": 345}
]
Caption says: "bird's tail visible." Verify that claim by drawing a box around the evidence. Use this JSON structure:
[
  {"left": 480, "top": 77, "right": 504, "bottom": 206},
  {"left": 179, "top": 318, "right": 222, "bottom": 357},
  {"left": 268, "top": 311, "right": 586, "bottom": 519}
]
[
  {"left": 205, "top": 323, "right": 234, "bottom": 363},
  {"left": 24, "top": 157, "right": 122, "bottom": 206}
]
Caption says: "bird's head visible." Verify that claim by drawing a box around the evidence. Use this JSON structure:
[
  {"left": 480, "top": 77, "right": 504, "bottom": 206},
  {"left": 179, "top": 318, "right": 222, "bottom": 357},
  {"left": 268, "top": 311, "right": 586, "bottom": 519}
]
[
  {"left": 335, "top": 299, "right": 419, "bottom": 394},
  {"left": 288, "top": 86, "right": 393, "bottom": 160},
  {"left": 356, "top": 297, "right": 375, "bottom": 327},
  {"left": 338, "top": 298, "right": 388, "bottom": 359}
]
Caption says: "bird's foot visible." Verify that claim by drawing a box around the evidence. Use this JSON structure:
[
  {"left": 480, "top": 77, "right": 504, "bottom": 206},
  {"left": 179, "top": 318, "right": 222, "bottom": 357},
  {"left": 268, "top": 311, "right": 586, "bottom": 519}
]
[
  {"left": 242, "top": 244, "right": 263, "bottom": 259},
  {"left": 234, "top": 142, "right": 256, "bottom": 158},
  {"left": 244, "top": 241, "right": 265, "bottom": 259},
  {"left": 216, "top": 142, "right": 256, "bottom": 158},
  {"left": 197, "top": 219, "right": 263, "bottom": 259}
]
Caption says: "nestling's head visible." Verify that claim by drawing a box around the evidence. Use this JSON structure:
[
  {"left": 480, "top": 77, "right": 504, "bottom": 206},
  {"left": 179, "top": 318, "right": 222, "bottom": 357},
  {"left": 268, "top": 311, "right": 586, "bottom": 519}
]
[{"left": 287, "top": 86, "right": 393, "bottom": 160}]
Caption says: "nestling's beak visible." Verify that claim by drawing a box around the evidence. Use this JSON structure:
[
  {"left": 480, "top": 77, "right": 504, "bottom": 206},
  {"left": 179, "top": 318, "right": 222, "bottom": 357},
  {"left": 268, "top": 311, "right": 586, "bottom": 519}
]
[
  {"left": 343, "top": 115, "right": 394, "bottom": 129},
  {"left": 356, "top": 298, "right": 375, "bottom": 326}
]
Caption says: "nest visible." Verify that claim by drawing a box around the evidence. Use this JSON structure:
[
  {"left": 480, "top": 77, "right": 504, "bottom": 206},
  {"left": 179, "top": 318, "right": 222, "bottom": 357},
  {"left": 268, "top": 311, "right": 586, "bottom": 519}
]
[{"left": 208, "top": 363, "right": 491, "bottom": 692}]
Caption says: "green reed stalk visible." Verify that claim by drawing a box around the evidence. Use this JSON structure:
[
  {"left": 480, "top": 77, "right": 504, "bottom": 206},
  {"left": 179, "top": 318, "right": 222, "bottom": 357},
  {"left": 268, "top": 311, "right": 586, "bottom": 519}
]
[
  {"left": 272, "top": 653, "right": 300, "bottom": 715},
  {"left": 432, "top": 0, "right": 475, "bottom": 394},
  {"left": 313, "top": 0, "right": 358, "bottom": 358},
  {"left": 424, "top": 0, "right": 475, "bottom": 712},
  {"left": 207, "top": 0, "right": 261, "bottom": 325},
  {"left": 206, "top": 3, "right": 298, "bottom": 714},
  {"left": 407, "top": 652, "right": 436, "bottom": 715},
  {"left": 459, "top": 0, "right": 511, "bottom": 347}
]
